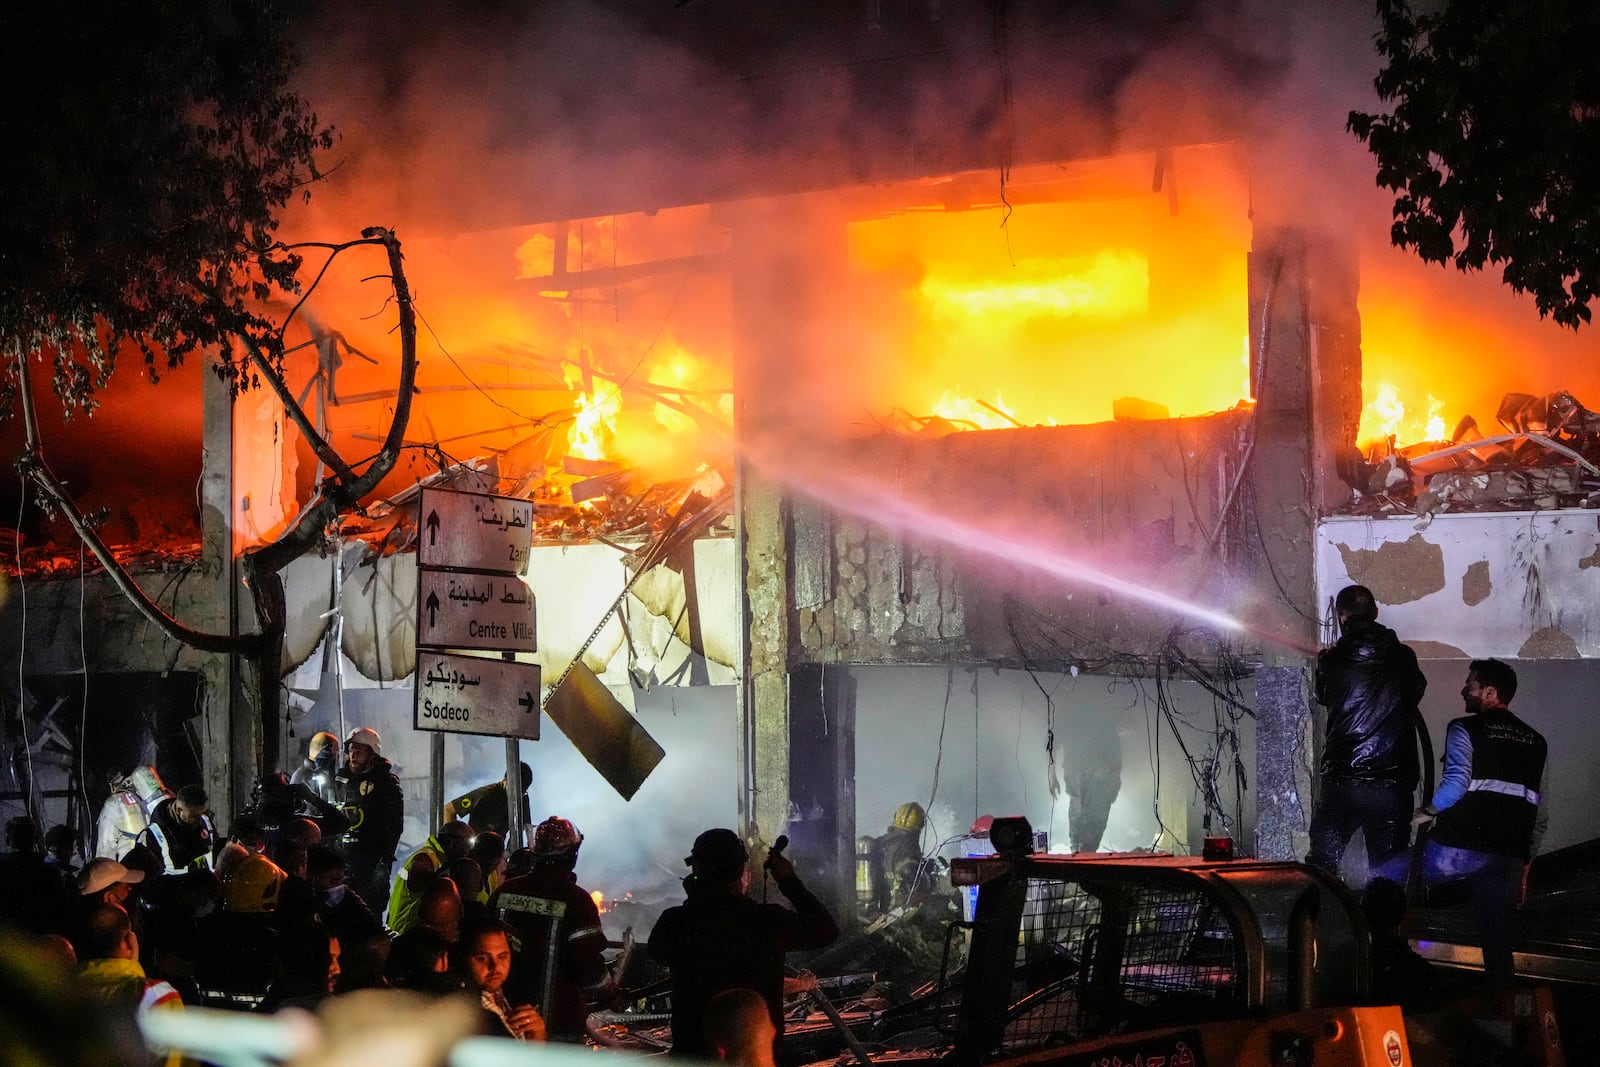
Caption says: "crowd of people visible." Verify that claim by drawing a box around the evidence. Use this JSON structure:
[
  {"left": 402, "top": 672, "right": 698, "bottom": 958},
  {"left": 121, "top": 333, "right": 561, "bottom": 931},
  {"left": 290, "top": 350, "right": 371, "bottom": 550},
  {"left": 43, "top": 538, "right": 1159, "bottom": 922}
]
[
  {"left": 1, "top": 584, "right": 1541, "bottom": 1062},
  {"left": 0, "top": 723, "right": 842, "bottom": 1065}
]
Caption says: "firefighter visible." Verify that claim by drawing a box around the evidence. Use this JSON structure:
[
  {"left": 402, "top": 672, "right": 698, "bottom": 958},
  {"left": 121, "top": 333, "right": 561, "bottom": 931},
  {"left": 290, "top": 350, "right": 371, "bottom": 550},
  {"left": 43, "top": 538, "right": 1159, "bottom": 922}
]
[
  {"left": 289, "top": 731, "right": 341, "bottom": 805},
  {"left": 488, "top": 816, "right": 625, "bottom": 1040},
  {"left": 335, "top": 726, "right": 405, "bottom": 918},
  {"left": 869, "top": 802, "right": 928, "bottom": 914},
  {"left": 442, "top": 762, "right": 533, "bottom": 842}
]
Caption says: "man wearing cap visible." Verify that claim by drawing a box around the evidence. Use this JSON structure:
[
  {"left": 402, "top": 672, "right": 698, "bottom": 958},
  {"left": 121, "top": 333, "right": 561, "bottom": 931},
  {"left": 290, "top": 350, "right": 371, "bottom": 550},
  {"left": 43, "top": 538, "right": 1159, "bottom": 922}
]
[
  {"left": 649, "top": 828, "right": 838, "bottom": 1059},
  {"left": 335, "top": 726, "right": 405, "bottom": 918},
  {"left": 78, "top": 857, "right": 147, "bottom": 907}
]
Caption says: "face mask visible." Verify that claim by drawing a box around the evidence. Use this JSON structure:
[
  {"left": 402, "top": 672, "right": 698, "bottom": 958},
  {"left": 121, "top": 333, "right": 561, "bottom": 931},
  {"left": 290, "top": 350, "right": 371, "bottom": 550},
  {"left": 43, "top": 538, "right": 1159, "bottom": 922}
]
[{"left": 323, "top": 884, "right": 347, "bottom": 907}]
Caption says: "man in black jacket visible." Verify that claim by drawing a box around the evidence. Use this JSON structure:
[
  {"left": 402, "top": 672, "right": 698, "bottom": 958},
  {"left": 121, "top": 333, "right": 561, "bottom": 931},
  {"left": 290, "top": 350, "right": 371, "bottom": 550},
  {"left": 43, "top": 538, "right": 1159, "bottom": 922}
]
[
  {"left": 335, "top": 726, "right": 405, "bottom": 918},
  {"left": 1307, "top": 584, "right": 1426, "bottom": 882},
  {"left": 652, "top": 831, "right": 844, "bottom": 1062},
  {"left": 650, "top": 829, "right": 838, "bottom": 1060}
]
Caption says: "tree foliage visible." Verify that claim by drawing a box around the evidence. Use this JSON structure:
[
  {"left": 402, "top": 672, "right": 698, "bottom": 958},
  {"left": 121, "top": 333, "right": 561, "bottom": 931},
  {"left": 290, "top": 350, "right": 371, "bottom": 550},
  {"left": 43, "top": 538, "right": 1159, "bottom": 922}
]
[
  {"left": 1349, "top": 0, "right": 1600, "bottom": 328},
  {"left": 0, "top": 1, "right": 333, "bottom": 413}
]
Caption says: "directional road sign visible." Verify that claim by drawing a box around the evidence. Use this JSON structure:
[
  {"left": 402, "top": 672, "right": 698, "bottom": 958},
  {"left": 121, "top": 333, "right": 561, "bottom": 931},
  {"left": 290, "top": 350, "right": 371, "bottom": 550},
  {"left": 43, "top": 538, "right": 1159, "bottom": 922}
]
[
  {"left": 418, "top": 569, "right": 537, "bottom": 654},
  {"left": 414, "top": 650, "right": 542, "bottom": 740},
  {"left": 418, "top": 487, "right": 533, "bottom": 575}
]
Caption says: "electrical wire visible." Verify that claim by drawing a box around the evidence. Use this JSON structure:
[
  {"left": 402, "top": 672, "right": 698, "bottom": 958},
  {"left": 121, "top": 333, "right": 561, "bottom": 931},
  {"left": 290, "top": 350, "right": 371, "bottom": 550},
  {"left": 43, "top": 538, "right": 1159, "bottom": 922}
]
[
  {"left": 13, "top": 473, "right": 37, "bottom": 822},
  {"left": 413, "top": 302, "right": 553, "bottom": 426},
  {"left": 923, "top": 665, "right": 954, "bottom": 816},
  {"left": 79, "top": 540, "right": 90, "bottom": 849}
]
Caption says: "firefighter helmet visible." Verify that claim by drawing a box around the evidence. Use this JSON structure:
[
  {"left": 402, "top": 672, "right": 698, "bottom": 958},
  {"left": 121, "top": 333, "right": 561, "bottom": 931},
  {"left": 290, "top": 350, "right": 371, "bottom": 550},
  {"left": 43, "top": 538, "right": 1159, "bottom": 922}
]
[
  {"left": 345, "top": 726, "right": 383, "bottom": 756},
  {"left": 892, "top": 802, "right": 926, "bottom": 832},
  {"left": 533, "top": 816, "right": 583, "bottom": 856},
  {"left": 309, "top": 731, "right": 339, "bottom": 760},
  {"left": 223, "top": 854, "right": 286, "bottom": 913}
]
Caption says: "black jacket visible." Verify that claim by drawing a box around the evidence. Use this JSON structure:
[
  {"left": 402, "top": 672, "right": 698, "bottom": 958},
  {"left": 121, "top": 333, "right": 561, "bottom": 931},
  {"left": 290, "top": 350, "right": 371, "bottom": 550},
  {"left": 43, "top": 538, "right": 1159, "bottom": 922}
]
[
  {"left": 1314, "top": 619, "right": 1426, "bottom": 785},
  {"left": 336, "top": 757, "right": 404, "bottom": 865},
  {"left": 650, "top": 872, "right": 838, "bottom": 1058}
]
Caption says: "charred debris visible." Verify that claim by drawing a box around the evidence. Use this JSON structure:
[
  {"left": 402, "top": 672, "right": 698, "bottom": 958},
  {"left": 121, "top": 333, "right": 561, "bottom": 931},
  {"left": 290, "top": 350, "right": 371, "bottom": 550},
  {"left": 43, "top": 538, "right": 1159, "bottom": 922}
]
[{"left": 1340, "top": 390, "right": 1600, "bottom": 522}]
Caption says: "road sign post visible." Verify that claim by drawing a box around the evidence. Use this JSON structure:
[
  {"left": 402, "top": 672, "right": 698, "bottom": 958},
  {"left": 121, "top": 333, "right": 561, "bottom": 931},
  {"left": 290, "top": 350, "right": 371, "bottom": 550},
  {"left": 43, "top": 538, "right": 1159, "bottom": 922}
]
[
  {"left": 415, "top": 650, "right": 542, "bottom": 741},
  {"left": 418, "top": 487, "right": 533, "bottom": 574},
  {"left": 417, "top": 569, "right": 537, "bottom": 653},
  {"left": 414, "top": 489, "right": 543, "bottom": 766}
]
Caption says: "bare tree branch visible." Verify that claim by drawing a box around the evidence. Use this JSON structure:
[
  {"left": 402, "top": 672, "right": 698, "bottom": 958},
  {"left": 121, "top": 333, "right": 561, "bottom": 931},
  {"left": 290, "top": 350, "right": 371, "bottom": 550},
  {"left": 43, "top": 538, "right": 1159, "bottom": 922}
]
[
  {"left": 243, "top": 334, "right": 357, "bottom": 484},
  {"left": 242, "top": 227, "right": 418, "bottom": 578}
]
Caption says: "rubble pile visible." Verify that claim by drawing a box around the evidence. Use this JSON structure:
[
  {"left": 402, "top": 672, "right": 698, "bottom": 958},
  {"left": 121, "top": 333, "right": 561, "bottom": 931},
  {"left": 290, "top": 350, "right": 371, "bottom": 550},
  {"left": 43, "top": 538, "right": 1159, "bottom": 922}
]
[{"left": 1340, "top": 389, "right": 1600, "bottom": 522}]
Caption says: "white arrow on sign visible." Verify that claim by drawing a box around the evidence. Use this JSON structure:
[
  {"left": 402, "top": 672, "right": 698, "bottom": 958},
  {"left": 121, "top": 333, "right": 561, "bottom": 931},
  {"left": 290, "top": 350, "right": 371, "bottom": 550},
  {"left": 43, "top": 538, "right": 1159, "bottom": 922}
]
[
  {"left": 418, "top": 487, "right": 533, "bottom": 576},
  {"left": 418, "top": 570, "right": 537, "bottom": 654},
  {"left": 414, "top": 650, "right": 542, "bottom": 741}
]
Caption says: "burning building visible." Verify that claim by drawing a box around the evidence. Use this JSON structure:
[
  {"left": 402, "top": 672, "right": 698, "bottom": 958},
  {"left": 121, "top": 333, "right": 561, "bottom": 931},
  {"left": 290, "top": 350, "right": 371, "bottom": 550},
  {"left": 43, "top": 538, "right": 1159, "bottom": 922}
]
[{"left": 3, "top": 2, "right": 1599, "bottom": 928}]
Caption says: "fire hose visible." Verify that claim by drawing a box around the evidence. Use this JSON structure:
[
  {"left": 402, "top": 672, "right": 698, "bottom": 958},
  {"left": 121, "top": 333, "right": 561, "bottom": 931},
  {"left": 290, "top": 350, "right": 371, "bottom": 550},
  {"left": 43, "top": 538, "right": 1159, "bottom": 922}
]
[{"left": 1402, "top": 707, "right": 1437, "bottom": 907}]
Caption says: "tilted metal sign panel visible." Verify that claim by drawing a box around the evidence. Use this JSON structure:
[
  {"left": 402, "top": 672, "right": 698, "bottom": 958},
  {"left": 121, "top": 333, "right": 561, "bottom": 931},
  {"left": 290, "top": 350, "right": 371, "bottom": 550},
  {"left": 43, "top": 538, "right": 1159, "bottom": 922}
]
[
  {"left": 543, "top": 661, "right": 664, "bottom": 800},
  {"left": 417, "top": 569, "right": 537, "bottom": 653},
  {"left": 418, "top": 487, "right": 533, "bottom": 576},
  {"left": 414, "top": 650, "right": 542, "bottom": 740}
]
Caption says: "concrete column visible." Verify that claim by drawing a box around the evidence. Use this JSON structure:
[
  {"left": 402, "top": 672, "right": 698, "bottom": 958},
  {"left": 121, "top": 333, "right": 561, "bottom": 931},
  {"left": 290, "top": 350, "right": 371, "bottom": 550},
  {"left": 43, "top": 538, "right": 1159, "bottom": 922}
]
[
  {"left": 1246, "top": 226, "right": 1359, "bottom": 859},
  {"left": 728, "top": 195, "right": 845, "bottom": 847},
  {"left": 737, "top": 473, "right": 792, "bottom": 843},
  {"left": 1253, "top": 665, "right": 1314, "bottom": 861},
  {"left": 199, "top": 357, "right": 242, "bottom": 823}
]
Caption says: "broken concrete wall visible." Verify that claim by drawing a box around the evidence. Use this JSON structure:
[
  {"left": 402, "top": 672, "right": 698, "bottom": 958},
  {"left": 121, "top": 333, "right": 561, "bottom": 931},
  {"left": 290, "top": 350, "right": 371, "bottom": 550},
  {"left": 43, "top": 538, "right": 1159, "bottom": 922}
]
[
  {"left": 0, "top": 564, "right": 225, "bottom": 832},
  {"left": 1318, "top": 511, "right": 1600, "bottom": 860},
  {"left": 790, "top": 414, "right": 1255, "bottom": 668},
  {"left": 1317, "top": 512, "right": 1600, "bottom": 659}
]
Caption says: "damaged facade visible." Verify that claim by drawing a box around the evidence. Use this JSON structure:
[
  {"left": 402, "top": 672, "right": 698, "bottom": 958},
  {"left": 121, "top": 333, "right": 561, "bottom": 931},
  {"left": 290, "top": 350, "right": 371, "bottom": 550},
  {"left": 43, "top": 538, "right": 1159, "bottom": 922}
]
[{"left": 4, "top": 5, "right": 1600, "bottom": 920}]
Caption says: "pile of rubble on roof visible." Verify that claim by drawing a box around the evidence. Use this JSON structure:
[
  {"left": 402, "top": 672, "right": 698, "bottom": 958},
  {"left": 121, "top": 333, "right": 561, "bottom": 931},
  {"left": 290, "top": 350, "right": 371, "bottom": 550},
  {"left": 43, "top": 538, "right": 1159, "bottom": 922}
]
[
  {"left": 1339, "top": 390, "right": 1600, "bottom": 524},
  {"left": 342, "top": 444, "right": 733, "bottom": 564}
]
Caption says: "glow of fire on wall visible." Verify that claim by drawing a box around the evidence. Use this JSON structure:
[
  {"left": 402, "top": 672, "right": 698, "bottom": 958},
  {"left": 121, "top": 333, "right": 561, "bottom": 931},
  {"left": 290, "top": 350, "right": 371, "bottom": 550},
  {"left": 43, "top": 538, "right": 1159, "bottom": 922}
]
[{"left": 280, "top": 148, "right": 1268, "bottom": 506}]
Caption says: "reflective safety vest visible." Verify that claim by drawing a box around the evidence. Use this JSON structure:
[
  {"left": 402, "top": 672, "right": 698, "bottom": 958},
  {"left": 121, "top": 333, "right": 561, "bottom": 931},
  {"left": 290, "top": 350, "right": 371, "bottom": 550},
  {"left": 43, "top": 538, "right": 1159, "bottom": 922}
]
[
  {"left": 144, "top": 814, "right": 216, "bottom": 875},
  {"left": 1430, "top": 711, "right": 1547, "bottom": 859}
]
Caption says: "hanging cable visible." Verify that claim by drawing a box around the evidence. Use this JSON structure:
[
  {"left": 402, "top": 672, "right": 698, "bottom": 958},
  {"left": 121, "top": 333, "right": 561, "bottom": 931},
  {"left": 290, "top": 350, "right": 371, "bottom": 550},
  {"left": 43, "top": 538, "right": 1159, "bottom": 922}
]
[
  {"left": 79, "top": 540, "right": 91, "bottom": 847},
  {"left": 14, "top": 472, "right": 37, "bottom": 822}
]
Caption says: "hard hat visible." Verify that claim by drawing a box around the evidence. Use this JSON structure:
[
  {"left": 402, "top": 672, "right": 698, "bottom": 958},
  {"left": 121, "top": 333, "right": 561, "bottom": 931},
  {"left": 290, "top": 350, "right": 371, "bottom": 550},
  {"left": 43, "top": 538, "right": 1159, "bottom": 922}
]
[
  {"left": 532, "top": 816, "right": 583, "bottom": 856},
  {"left": 223, "top": 854, "right": 286, "bottom": 913},
  {"left": 309, "top": 732, "right": 339, "bottom": 759},
  {"left": 345, "top": 726, "right": 382, "bottom": 756},
  {"left": 892, "top": 802, "right": 926, "bottom": 832}
]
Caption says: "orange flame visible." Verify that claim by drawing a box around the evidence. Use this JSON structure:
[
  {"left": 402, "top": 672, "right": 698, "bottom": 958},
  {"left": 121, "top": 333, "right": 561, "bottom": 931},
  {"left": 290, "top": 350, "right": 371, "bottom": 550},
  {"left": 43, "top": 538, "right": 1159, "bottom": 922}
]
[
  {"left": 591, "top": 889, "right": 607, "bottom": 913},
  {"left": 1357, "top": 383, "right": 1448, "bottom": 451},
  {"left": 918, "top": 250, "right": 1149, "bottom": 319}
]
